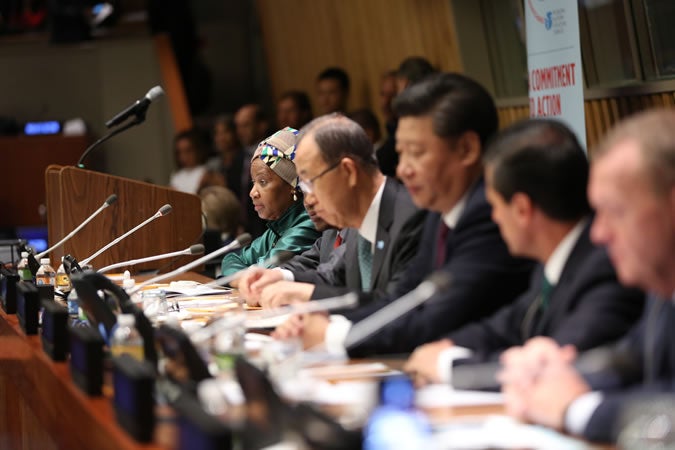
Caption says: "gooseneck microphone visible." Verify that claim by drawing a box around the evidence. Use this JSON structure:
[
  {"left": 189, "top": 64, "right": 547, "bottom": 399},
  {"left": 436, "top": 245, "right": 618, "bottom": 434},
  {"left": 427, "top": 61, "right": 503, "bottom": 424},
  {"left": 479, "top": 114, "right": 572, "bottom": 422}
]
[
  {"left": 128, "top": 233, "right": 252, "bottom": 295},
  {"left": 80, "top": 204, "right": 172, "bottom": 266},
  {"left": 77, "top": 85, "right": 165, "bottom": 168},
  {"left": 203, "top": 250, "right": 297, "bottom": 289},
  {"left": 97, "top": 244, "right": 205, "bottom": 274},
  {"left": 36, "top": 194, "right": 118, "bottom": 260},
  {"left": 344, "top": 272, "right": 452, "bottom": 350},
  {"left": 105, "top": 86, "right": 165, "bottom": 129}
]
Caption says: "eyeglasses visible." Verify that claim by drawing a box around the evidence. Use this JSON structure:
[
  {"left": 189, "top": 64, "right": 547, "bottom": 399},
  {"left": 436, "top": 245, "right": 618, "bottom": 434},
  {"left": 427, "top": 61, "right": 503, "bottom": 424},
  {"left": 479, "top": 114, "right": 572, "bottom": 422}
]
[{"left": 298, "top": 161, "right": 341, "bottom": 194}]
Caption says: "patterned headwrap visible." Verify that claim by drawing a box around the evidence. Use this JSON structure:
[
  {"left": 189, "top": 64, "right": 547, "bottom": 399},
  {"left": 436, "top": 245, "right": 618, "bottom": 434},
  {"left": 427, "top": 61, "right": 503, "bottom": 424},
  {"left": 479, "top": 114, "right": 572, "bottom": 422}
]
[{"left": 252, "top": 127, "right": 299, "bottom": 188}]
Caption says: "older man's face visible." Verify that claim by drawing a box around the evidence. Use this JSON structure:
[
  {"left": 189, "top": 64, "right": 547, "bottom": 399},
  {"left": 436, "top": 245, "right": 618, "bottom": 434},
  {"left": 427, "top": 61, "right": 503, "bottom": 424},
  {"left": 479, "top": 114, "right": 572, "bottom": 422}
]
[{"left": 589, "top": 139, "right": 675, "bottom": 294}]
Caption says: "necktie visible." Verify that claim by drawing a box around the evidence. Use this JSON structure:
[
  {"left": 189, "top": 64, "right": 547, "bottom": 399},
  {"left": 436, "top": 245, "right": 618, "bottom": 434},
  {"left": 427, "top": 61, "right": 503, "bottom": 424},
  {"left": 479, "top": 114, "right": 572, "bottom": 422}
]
[
  {"left": 435, "top": 222, "right": 450, "bottom": 269},
  {"left": 358, "top": 235, "right": 372, "bottom": 292},
  {"left": 333, "top": 231, "right": 343, "bottom": 249},
  {"left": 540, "top": 274, "right": 554, "bottom": 310}
]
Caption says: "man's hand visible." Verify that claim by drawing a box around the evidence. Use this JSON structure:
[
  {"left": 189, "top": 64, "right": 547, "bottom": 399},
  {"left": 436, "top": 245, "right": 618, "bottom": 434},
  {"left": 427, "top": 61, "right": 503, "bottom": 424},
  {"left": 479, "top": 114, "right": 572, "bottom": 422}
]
[
  {"left": 403, "top": 339, "right": 453, "bottom": 386},
  {"left": 259, "top": 281, "right": 314, "bottom": 309},
  {"left": 238, "top": 268, "right": 283, "bottom": 307},
  {"left": 272, "top": 313, "right": 330, "bottom": 349},
  {"left": 498, "top": 337, "right": 585, "bottom": 430}
]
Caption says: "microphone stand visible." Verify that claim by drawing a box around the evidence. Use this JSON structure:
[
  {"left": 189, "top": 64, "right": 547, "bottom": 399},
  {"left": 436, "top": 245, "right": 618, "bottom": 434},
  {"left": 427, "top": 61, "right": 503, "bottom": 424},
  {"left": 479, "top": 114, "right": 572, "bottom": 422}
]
[{"left": 77, "top": 116, "right": 143, "bottom": 168}]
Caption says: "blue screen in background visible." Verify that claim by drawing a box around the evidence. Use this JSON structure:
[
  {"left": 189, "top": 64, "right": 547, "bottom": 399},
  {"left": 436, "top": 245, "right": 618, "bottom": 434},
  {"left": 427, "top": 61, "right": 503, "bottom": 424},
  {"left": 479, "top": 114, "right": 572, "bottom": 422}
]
[
  {"left": 15, "top": 226, "right": 48, "bottom": 253},
  {"left": 24, "top": 121, "right": 61, "bottom": 136}
]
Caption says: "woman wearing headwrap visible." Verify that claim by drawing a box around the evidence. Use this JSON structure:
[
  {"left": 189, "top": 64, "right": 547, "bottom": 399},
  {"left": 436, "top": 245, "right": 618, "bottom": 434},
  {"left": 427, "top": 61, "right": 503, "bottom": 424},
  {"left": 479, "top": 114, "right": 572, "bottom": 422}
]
[{"left": 220, "top": 127, "right": 320, "bottom": 278}]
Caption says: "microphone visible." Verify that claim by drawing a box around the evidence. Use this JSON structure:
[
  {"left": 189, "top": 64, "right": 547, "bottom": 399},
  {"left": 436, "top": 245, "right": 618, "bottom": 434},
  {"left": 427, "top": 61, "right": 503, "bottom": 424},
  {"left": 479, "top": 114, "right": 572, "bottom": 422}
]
[
  {"left": 128, "top": 233, "right": 252, "bottom": 295},
  {"left": 344, "top": 271, "right": 452, "bottom": 350},
  {"left": 97, "top": 244, "right": 205, "bottom": 274},
  {"left": 80, "top": 204, "right": 172, "bottom": 266},
  {"left": 105, "top": 86, "right": 165, "bottom": 128},
  {"left": 203, "top": 250, "right": 297, "bottom": 289},
  {"left": 36, "top": 194, "right": 118, "bottom": 260},
  {"left": 451, "top": 344, "right": 642, "bottom": 391}
]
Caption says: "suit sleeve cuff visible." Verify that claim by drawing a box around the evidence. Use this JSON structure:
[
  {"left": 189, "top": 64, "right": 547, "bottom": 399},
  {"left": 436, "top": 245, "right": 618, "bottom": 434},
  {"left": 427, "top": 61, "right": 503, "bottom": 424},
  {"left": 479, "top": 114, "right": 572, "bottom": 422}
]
[
  {"left": 437, "top": 346, "right": 473, "bottom": 384},
  {"left": 564, "top": 391, "right": 604, "bottom": 435},
  {"left": 276, "top": 268, "right": 295, "bottom": 281},
  {"left": 324, "top": 315, "right": 352, "bottom": 357}
]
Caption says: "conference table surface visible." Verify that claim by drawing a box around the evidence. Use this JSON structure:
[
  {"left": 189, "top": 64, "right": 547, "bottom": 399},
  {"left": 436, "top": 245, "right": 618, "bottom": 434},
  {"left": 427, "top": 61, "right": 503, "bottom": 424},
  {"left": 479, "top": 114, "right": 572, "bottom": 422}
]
[{"left": 0, "top": 273, "right": 612, "bottom": 450}]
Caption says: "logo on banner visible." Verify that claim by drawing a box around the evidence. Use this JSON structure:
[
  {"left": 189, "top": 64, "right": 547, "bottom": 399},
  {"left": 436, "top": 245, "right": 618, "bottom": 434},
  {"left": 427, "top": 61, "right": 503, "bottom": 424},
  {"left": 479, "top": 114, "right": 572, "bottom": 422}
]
[{"left": 528, "top": 0, "right": 565, "bottom": 34}]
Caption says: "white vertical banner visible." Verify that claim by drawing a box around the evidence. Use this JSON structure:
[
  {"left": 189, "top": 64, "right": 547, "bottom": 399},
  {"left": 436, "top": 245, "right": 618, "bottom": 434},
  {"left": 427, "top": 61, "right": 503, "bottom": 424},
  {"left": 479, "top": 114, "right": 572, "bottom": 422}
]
[{"left": 526, "top": 0, "right": 586, "bottom": 149}]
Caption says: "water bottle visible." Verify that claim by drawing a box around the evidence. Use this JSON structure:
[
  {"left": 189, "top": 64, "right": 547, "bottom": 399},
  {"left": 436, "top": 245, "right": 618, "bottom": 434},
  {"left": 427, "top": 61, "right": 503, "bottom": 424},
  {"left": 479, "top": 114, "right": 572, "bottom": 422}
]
[
  {"left": 35, "top": 258, "right": 56, "bottom": 286},
  {"left": 55, "top": 256, "right": 72, "bottom": 293},
  {"left": 213, "top": 301, "right": 246, "bottom": 372},
  {"left": 16, "top": 252, "right": 33, "bottom": 282},
  {"left": 67, "top": 289, "right": 80, "bottom": 320},
  {"left": 110, "top": 314, "right": 144, "bottom": 362}
]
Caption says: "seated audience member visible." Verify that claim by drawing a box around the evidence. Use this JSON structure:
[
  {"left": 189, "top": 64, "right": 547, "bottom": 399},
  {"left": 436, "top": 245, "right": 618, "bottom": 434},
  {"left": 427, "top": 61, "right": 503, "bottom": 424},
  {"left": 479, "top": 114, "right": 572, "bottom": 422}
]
[
  {"left": 315, "top": 67, "right": 350, "bottom": 115},
  {"left": 250, "top": 114, "right": 425, "bottom": 307},
  {"left": 202, "top": 114, "right": 247, "bottom": 200},
  {"left": 404, "top": 119, "right": 645, "bottom": 385},
  {"left": 169, "top": 128, "right": 209, "bottom": 194},
  {"left": 498, "top": 110, "right": 675, "bottom": 444},
  {"left": 273, "top": 73, "right": 534, "bottom": 356},
  {"left": 200, "top": 185, "right": 241, "bottom": 277},
  {"left": 221, "top": 127, "right": 320, "bottom": 279},
  {"left": 376, "top": 70, "right": 399, "bottom": 178},
  {"left": 349, "top": 108, "right": 382, "bottom": 149},
  {"left": 277, "top": 90, "right": 313, "bottom": 130},
  {"left": 238, "top": 193, "right": 350, "bottom": 307},
  {"left": 377, "top": 56, "right": 436, "bottom": 178}
]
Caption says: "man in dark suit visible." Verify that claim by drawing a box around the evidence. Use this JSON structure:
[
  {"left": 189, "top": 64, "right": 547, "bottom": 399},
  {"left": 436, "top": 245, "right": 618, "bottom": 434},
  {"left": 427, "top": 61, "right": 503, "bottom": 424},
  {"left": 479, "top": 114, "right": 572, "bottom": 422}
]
[
  {"left": 246, "top": 114, "right": 424, "bottom": 308},
  {"left": 274, "top": 73, "right": 534, "bottom": 355},
  {"left": 498, "top": 110, "right": 675, "bottom": 444},
  {"left": 404, "top": 119, "right": 644, "bottom": 384}
]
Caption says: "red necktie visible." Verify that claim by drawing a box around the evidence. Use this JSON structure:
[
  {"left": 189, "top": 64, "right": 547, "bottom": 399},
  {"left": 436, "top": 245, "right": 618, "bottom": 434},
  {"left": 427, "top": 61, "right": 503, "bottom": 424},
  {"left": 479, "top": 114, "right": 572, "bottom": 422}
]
[
  {"left": 333, "top": 232, "right": 343, "bottom": 249},
  {"left": 435, "top": 223, "right": 450, "bottom": 269}
]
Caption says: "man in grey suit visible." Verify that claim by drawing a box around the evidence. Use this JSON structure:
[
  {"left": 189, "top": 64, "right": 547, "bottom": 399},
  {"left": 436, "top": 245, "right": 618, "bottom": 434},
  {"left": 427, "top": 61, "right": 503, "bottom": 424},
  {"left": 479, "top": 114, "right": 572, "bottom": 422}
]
[{"left": 242, "top": 114, "right": 424, "bottom": 308}]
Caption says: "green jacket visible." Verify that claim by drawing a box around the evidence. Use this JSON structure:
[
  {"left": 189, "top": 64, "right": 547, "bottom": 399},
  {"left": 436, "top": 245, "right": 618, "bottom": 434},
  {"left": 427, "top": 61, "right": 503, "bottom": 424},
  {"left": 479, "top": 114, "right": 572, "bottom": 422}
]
[{"left": 220, "top": 201, "right": 320, "bottom": 277}]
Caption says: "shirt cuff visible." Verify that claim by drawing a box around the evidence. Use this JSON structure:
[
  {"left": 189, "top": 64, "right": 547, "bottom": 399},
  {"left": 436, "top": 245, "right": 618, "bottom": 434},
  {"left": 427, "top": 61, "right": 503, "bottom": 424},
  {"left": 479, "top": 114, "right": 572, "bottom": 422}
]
[
  {"left": 564, "top": 391, "right": 604, "bottom": 435},
  {"left": 276, "top": 268, "right": 295, "bottom": 281},
  {"left": 437, "top": 346, "right": 473, "bottom": 384},
  {"left": 324, "top": 315, "right": 352, "bottom": 357}
]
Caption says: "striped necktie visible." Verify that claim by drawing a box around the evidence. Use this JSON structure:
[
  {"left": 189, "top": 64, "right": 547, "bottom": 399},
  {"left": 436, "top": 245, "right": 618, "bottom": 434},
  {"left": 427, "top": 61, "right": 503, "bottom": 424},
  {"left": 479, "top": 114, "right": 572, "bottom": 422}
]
[{"left": 358, "top": 235, "right": 372, "bottom": 292}]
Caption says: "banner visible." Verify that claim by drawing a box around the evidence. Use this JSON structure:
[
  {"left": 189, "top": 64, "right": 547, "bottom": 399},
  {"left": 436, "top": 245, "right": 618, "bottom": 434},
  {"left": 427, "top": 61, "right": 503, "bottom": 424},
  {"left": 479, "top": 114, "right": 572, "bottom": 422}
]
[{"left": 526, "top": 0, "right": 586, "bottom": 149}]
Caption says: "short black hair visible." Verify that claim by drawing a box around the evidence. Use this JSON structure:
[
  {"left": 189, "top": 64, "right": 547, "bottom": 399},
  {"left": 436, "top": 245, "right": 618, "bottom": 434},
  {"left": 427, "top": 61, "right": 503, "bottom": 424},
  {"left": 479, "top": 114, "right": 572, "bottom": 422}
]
[
  {"left": 317, "top": 67, "right": 350, "bottom": 92},
  {"left": 298, "top": 114, "right": 378, "bottom": 171},
  {"left": 484, "top": 118, "right": 591, "bottom": 222},
  {"left": 174, "top": 127, "right": 210, "bottom": 166},
  {"left": 393, "top": 72, "right": 498, "bottom": 149},
  {"left": 397, "top": 56, "right": 436, "bottom": 85},
  {"left": 279, "top": 90, "right": 312, "bottom": 114},
  {"left": 348, "top": 108, "right": 381, "bottom": 142}
]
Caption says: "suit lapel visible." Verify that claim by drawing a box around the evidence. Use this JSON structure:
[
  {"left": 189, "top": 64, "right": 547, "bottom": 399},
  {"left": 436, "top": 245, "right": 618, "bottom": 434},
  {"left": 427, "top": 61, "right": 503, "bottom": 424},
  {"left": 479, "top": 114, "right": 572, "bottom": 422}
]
[{"left": 370, "top": 179, "right": 396, "bottom": 289}]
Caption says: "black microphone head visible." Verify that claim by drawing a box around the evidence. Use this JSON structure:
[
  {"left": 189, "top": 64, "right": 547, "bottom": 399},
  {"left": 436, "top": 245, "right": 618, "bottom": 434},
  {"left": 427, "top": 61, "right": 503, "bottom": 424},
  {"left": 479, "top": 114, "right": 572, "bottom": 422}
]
[
  {"left": 424, "top": 270, "right": 452, "bottom": 292},
  {"left": 105, "top": 194, "right": 118, "bottom": 206},
  {"left": 235, "top": 233, "right": 252, "bottom": 248},
  {"left": 189, "top": 244, "right": 205, "bottom": 255},
  {"left": 270, "top": 250, "right": 295, "bottom": 266},
  {"left": 158, "top": 204, "right": 172, "bottom": 216},
  {"left": 146, "top": 86, "right": 165, "bottom": 101}
]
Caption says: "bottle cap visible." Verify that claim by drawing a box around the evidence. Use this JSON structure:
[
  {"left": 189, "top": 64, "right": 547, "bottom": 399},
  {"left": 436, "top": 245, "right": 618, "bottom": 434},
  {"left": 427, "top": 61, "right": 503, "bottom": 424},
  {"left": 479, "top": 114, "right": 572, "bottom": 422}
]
[
  {"left": 40, "top": 258, "right": 50, "bottom": 265},
  {"left": 122, "top": 278, "right": 136, "bottom": 290},
  {"left": 117, "top": 314, "right": 135, "bottom": 327},
  {"left": 123, "top": 270, "right": 131, "bottom": 280}
]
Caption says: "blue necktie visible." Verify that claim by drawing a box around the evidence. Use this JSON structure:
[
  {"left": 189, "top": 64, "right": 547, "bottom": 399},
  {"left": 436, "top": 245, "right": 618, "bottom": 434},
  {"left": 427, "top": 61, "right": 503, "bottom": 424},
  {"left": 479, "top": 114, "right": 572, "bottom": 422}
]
[
  {"left": 540, "top": 274, "right": 554, "bottom": 310},
  {"left": 358, "top": 235, "right": 372, "bottom": 292}
]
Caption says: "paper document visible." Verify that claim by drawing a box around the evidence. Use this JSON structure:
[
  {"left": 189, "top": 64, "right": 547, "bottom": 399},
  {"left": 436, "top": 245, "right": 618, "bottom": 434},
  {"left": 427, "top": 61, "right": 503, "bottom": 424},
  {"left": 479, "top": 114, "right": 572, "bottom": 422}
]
[{"left": 416, "top": 384, "right": 503, "bottom": 408}]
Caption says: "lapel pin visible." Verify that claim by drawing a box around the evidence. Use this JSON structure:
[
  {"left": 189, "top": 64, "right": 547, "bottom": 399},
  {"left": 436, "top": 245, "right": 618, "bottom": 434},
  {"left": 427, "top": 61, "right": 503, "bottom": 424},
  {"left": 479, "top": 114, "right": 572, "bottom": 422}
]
[{"left": 376, "top": 240, "right": 385, "bottom": 250}]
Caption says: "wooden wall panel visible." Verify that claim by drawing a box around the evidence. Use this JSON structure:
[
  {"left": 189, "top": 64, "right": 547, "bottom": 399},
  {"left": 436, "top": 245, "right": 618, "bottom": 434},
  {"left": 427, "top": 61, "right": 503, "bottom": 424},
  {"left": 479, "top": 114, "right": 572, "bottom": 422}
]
[
  {"left": 497, "top": 91, "right": 675, "bottom": 155},
  {"left": 256, "top": 0, "right": 462, "bottom": 127}
]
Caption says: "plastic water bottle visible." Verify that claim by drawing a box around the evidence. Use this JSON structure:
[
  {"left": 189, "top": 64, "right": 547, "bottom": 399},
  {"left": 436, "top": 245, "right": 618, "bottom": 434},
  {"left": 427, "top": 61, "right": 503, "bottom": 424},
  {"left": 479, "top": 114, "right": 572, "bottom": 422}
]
[
  {"left": 16, "top": 252, "right": 33, "bottom": 282},
  {"left": 213, "top": 301, "right": 246, "bottom": 372},
  {"left": 67, "top": 289, "right": 80, "bottom": 320},
  {"left": 56, "top": 256, "right": 71, "bottom": 293},
  {"left": 110, "top": 314, "right": 144, "bottom": 362},
  {"left": 35, "top": 258, "right": 56, "bottom": 286}
]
